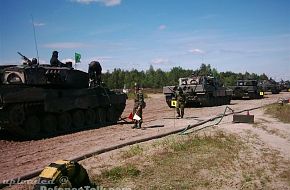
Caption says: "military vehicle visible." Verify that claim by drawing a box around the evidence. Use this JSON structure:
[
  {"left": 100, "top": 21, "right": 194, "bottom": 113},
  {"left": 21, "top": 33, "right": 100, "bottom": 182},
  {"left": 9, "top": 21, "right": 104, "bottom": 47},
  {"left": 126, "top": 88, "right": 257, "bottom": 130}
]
[
  {"left": 280, "top": 81, "right": 290, "bottom": 92},
  {"left": 0, "top": 53, "right": 127, "bottom": 139},
  {"left": 258, "top": 79, "right": 281, "bottom": 94},
  {"left": 163, "top": 76, "right": 232, "bottom": 108},
  {"left": 229, "top": 80, "right": 264, "bottom": 99}
]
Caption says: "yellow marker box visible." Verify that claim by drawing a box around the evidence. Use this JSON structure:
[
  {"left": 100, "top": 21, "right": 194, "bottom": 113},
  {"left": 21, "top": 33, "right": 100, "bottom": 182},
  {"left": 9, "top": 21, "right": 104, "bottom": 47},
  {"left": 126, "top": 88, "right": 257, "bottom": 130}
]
[
  {"left": 259, "top": 92, "right": 264, "bottom": 96},
  {"left": 171, "top": 100, "right": 177, "bottom": 107}
]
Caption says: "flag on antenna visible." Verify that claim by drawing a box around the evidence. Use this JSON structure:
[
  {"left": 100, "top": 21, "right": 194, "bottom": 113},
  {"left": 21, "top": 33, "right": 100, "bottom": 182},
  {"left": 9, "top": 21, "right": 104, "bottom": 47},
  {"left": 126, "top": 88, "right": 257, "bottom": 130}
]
[{"left": 75, "top": 53, "right": 81, "bottom": 63}]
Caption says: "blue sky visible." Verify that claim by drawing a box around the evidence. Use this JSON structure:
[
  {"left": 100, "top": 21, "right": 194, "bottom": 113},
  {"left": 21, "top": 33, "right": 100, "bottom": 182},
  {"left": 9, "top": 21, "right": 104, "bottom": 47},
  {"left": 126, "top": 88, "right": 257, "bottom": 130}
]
[{"left": 0, "top": 0, "right": 289, "bottom": 80}]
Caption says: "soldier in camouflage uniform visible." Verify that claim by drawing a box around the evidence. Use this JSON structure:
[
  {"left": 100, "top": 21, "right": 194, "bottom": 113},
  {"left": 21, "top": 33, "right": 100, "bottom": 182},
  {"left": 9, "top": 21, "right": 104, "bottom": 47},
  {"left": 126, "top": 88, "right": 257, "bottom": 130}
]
[
  {"left": 132, "top": 83, "right": 145, "bottom": 129},
  {"left": 175, "top": 87, "right": 186, "bottom": 118}
]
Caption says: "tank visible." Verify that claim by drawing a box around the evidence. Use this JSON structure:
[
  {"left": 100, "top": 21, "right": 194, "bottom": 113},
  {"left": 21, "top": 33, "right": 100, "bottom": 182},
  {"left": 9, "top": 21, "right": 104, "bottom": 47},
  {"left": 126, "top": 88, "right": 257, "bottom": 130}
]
[
  {"left": 258, "top": 79, "right": 281, "bottom": 94},
  {"left": 163, "top": 76, "right": 232, "bottom": 108},
  {"left": 0, "top": 54, "right": 127, "bottom": 139},
  {"left": 229, "top": 80, "right": 264, "bottom": 99}
]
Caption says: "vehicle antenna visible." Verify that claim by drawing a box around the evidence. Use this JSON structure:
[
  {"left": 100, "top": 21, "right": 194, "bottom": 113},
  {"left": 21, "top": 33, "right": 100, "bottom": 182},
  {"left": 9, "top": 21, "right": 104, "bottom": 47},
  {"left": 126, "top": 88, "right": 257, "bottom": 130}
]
[{"left": 31, "top": 14, "right": 40, "bottom": 64}]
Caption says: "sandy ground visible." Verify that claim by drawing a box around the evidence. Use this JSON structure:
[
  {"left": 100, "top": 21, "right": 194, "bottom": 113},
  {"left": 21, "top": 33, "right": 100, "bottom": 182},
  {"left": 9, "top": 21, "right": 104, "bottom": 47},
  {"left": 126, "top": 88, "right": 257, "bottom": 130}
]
[{"left": 1, "top": 92, "right": 290, "bottom": 189}]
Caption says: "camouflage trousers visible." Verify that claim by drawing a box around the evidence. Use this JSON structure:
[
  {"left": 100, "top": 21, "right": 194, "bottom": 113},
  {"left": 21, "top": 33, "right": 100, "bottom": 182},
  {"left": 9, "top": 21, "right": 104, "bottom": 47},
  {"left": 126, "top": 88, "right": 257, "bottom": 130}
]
[
  {"left": 176, "top": 102, "right": 185, "bottom": 118},
  {"left": 132, "top": 106, "right": 143, "bottom": 128}
]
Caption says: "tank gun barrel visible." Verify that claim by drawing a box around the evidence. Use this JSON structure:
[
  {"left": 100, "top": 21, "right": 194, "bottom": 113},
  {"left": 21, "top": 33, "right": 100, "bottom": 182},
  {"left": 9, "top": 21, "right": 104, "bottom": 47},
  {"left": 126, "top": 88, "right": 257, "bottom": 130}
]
[{"left": 17, "top": 52, "right": 31, "bottom": 63}]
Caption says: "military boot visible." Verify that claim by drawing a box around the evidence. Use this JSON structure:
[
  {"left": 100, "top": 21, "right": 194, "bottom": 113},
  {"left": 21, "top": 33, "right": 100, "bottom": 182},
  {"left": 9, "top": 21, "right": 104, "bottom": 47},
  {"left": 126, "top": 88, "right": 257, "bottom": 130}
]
[
  {"left": 136, "top": 121, "right": 142, "bottom": 129},
  {"left": 132, "top": 123, "right": 137, "bottom": 129}
]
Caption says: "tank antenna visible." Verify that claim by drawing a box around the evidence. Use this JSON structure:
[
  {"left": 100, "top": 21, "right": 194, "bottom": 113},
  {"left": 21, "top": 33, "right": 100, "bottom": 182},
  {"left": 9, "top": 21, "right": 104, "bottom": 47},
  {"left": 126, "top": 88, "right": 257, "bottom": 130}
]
[{"left": 31, "top": 14, "right": 40, "bottom": 64}]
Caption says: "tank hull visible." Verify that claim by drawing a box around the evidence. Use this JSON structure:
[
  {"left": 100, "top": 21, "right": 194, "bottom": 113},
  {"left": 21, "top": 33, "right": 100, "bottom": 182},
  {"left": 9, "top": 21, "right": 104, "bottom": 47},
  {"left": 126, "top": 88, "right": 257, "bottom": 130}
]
[{"left": 0, "top": 85, "right": 126, "bottom": 139}]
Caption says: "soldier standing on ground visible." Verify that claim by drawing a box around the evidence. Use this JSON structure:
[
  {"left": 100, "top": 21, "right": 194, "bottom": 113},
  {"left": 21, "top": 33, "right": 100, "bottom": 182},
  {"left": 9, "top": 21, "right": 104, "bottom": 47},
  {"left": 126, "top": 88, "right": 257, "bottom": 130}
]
[
  {"left": 175, "top": 87, "right": 186, "bottom": 118},
  {"left": 132, "top": 83, "right": 145, "bottom": 129},
  {"left": 50, "top": 51, "right": 64, "bottom": 67}
]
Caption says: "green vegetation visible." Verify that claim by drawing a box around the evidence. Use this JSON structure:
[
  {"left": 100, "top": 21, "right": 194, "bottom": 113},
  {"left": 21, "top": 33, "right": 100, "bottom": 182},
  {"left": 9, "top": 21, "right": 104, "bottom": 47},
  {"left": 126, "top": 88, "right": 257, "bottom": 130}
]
[
  {"left": 95, "top": 132, "right": 244, "bottom": 188},
  {"left": 102, "top": 63, "right": 270, "bottom": 89},
  {"left": 100, "top": 164, "right": 140, "bottom": 181},
  {"left": 265, "top": 104, "right": 290, "bottom": 123},
  {"left": 94, "top": 131, "right": 290, "bottom": 189},
  {"left": 121, "top": 145, "right": 144, "bottom": 159}
]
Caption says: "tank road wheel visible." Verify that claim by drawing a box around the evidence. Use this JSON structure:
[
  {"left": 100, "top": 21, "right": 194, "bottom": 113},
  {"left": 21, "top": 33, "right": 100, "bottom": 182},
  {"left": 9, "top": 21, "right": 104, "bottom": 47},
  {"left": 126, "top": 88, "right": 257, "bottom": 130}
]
[
  {"left": 9, "top": 105, "right": 25, "bottom": 126},
  {"left": 97, "top": 108, "right": 107, "bottom": 124},
  {"left": 84, "top": 109, "right": 96, "bottom": 125},
  {"left": 42, "top": 114, "right": 58, "bottom": 135},
  {"left": 58, "top": 112, "right": 72, "bottom": 131},
  {"left": 107, "top": 107, "right": 118, "bottom": 123},
  {"left": 72, "top": 110, "right": 85, "bottom": 128},
  {"left": 24, "top": 115, "right": 41, "bottom": 138}
]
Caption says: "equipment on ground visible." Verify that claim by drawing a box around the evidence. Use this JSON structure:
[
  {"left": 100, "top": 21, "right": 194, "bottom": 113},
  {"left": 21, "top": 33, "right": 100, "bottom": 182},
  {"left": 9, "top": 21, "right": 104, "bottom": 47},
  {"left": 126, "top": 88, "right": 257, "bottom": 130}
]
[{"left": 33, "top": 160, "right": 91, "bottom": 190}]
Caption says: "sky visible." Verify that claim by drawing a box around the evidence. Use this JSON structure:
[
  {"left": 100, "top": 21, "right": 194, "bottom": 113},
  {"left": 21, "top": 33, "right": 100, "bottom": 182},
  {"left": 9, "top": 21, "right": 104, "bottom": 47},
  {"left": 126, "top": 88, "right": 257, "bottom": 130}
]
[{"left": 0, "top": 0, "right": 289, "bottom": 80}]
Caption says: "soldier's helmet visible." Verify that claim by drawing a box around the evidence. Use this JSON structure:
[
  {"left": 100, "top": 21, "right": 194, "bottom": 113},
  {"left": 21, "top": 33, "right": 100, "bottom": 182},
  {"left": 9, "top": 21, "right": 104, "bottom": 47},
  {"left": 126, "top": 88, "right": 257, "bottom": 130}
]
[
  {"left": 52, "top": 51, "right": 58, "bottom": 56},
  {"left": 31, "top": 58, "right": 37, "bottom": 65},
  {"left": 178, "top": 86, "right": 183, "bottom": 92}
]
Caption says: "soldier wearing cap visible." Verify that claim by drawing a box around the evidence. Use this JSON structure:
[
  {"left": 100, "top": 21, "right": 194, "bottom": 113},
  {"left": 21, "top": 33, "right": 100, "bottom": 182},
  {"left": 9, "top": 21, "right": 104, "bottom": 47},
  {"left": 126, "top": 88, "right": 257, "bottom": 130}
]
[
  {"left": 132, "top": 83, "right": 145, "bottom": 129},
  {"left": 50, "top": 51, "right": 64, "bottom": 67},
  {"left": 175, "top": 86, "right": 186, "bottom": 118}
]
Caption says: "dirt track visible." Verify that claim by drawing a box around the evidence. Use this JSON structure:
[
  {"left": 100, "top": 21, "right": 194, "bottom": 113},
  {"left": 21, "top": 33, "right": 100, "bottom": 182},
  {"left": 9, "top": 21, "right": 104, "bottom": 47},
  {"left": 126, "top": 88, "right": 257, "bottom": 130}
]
[{"left": 1, "top": 92, "right": 290, "bottom": 185}]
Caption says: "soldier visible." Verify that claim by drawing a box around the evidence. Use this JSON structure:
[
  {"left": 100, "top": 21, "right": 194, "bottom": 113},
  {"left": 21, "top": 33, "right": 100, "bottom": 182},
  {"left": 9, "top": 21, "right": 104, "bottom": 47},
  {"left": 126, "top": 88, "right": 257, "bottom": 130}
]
[
  {"left": 30, "top": 58, "right": 38, "bottom": 66},
  {"left": 88, "top": 61, "right": 102, "bottom": 87},
  {"left": 132, "top": 83, "right": 145, "bottom": 129},
  {"left": 50, "top": 51, "right": 64, "bottom": 67},
  {"left": 175, "top": 86, "right": 186, "bottom": 118}
]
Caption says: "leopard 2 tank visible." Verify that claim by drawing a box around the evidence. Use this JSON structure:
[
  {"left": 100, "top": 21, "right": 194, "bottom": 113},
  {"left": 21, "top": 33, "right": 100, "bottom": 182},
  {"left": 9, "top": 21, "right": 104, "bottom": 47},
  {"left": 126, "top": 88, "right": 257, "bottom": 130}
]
[
  {"left": 0, "top": 53, "right": 127, "bottom": 139},
  {"left": 163, "top": 76, "right": 232, "bottom": 108}
]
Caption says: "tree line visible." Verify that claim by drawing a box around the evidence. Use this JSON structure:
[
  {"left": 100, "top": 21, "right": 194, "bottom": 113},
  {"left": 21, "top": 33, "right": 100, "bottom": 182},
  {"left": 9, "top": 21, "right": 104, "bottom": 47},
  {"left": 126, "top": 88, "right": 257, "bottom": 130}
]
[{"left": 102, "top": 63, "right": 271, "bottom": 89}]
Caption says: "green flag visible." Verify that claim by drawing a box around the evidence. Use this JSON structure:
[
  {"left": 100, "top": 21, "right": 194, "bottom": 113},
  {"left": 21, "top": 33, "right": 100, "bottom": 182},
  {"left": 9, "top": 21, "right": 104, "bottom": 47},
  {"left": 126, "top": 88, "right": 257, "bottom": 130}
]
[{"left": 75, "top": 52, "right": 81, "bottom": 63}]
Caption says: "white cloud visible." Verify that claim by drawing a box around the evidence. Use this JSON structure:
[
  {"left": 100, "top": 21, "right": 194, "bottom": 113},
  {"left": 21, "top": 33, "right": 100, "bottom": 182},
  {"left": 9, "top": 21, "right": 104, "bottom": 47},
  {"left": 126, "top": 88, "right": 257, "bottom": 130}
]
[
  {"left": 188, "top": 48, "right": 205, "bottom": 54},
  {"left": 73, "top": 0, "right": 121, "bottom": 6},
  {"left": 33, "top": 22, "right": 45, "bottom": 27},
  {"left": 158, "top": 25, "right": 166, "bottom": 30},
  {"left": 151, "top": 58, "right": 169, "bottom": 64},
  {"left": 43, "top": 42, "right": 90, "bottom": 49}
]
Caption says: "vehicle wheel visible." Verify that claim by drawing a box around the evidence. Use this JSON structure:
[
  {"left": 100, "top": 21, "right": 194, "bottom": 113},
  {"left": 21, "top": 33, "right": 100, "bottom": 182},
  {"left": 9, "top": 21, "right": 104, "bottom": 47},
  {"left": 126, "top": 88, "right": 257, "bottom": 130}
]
[
  {"left": 58, "top": 112, "right": 72, "bottom": 131},
  {"left": 24, "top": 115, "right": 41, "bottom": 138},
  {"left": 97, "top": 108, "right": 106, "bottom": 124},
  {"left": 106, "top": 107, "right": 116, "bottom": 122},
  {"left": 42, "top": 114, "right": 57, "bottom": 134},
  {"left": 9, "top": 105, "right": 25, "bottom": 126},
  {"left": 85, "top": 109, "right": 96, "bottom": 125},
  {"left": 72, "top": 110, "right": 85, "bottom": 128}
]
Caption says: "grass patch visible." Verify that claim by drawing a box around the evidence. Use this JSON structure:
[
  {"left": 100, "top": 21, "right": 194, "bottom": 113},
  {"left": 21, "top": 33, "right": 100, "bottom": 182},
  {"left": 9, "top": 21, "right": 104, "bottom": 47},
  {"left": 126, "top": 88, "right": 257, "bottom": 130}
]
[
  {"left": 121, "top": 145, "right": 144, "bottom": 159},
  {"left": 265, "top": 104, "right": 290, "bottom": 123},
  {"left": 95, "top": 131, "right": 245, "bottom": 189},
  {"left": 93, "top": 131, "right": 290, "bottom": 189},
  {"left": 99, "top": 164, "right": 140, "bottom": 182}
]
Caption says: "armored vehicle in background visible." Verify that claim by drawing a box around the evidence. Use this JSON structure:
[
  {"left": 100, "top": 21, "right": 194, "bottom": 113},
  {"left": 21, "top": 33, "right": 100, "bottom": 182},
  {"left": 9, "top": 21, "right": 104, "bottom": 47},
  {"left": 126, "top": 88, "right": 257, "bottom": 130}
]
[
  {"left": 229, "top": 80, "right": 264, "bottom": 99},
  {"left": 280, "top": 81, "right": 290, "bottom": 92},
  {"left": 163, "top": 76, "right": 232, "bottom": 108},
  {"left": 258, "top": 79, "right": 281, "bottom": 94},
  {"left": 0, "top": 54, "right": 127, "bottom": 139}
]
